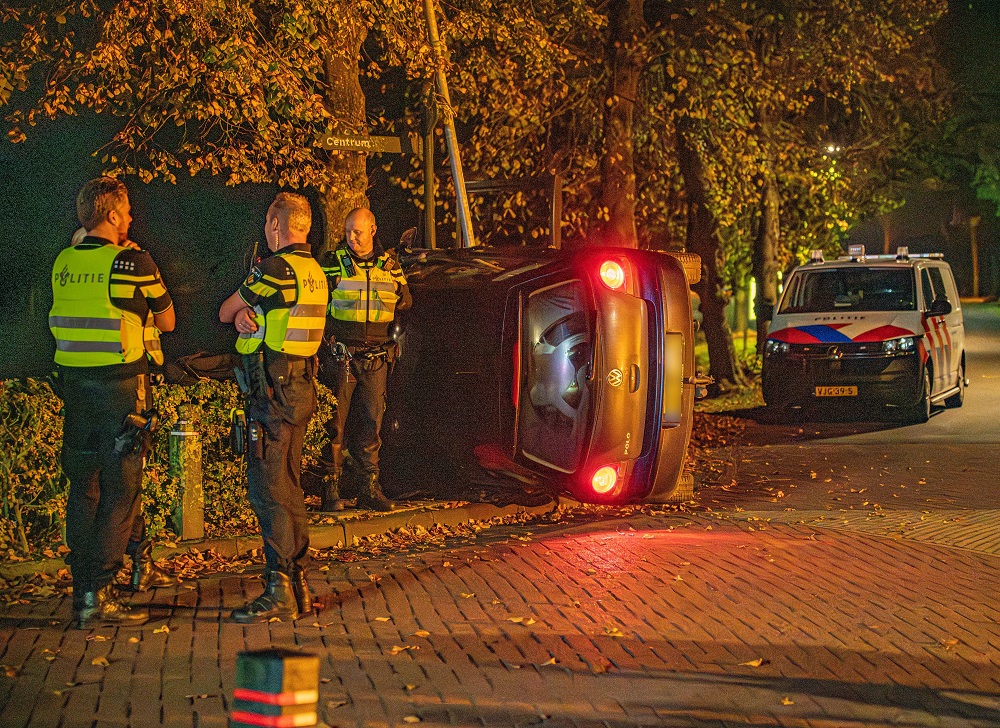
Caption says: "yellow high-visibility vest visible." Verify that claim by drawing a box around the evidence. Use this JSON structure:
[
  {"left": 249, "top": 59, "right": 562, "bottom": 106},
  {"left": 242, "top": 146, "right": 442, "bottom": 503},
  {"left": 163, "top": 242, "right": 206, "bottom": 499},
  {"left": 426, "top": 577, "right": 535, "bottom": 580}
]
[
  {"left": 236, "top": 252, "right": 328, "bottom": 356},
  {"left": 326, "top": 249, "right": 401, "bottom": 324},
  {"left": 49, "top": 245, "right": 145, "bottom": 367},
  {"left": 144, "top": 312, "right": 164, "bottom": 365}
]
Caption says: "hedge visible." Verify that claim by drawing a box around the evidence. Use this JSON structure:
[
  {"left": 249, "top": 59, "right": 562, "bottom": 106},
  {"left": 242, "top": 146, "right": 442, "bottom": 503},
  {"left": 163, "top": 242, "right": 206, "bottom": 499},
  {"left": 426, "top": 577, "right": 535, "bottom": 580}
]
[{"left": 0, "top": 377, "right": 335, "bottom": 560}]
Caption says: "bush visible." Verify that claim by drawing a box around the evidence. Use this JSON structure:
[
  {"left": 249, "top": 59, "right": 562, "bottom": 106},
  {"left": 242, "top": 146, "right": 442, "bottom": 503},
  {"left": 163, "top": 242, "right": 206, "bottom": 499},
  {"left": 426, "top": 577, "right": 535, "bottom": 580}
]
[
  {"left": 0, "top": 379, "right": 66, "bottom": 558},
  {"left": 0, "top": 376, "right": 335, "bottom": 558}
]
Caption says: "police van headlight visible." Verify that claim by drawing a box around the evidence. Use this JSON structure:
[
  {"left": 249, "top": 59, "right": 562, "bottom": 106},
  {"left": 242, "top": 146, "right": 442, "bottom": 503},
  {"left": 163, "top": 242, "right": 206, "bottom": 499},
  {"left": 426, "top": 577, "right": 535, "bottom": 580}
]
[
  {"left": 765, "top": 339, "right": 790, "bottom": 357},
  {"left": 883, "top": 336, "right": 917, "bottom": 355}
]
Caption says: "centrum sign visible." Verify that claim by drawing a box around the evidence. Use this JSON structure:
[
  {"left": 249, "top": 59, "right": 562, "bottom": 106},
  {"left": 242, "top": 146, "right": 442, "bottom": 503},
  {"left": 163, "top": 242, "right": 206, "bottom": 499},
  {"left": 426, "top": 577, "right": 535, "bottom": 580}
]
[{"left": 318, "top": 134, "right": 411, "bottom": 154}]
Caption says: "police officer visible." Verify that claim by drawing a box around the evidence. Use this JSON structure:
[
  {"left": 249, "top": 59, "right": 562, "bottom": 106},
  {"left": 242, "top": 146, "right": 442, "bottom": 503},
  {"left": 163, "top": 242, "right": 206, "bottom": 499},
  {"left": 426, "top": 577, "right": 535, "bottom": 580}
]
[
  {"left": 68, "top": 226, "right": 174, "bottom": 594},
  {"left": 318, "top": 208, "right": 411, "bottom": 512},
  {"left": 51, "top": 177, "right": 175, "bottom": 629},
  {"left": 219, "top": 192, "right": 328, "bottom": 623}
]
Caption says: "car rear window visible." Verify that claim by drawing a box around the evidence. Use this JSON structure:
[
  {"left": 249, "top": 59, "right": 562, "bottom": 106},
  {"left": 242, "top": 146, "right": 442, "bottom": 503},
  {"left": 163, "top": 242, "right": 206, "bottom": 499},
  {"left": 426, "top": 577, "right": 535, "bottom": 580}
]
[
  {"left": 518, "top": 280, "right": 593, "bottom": 473},
  {"left": 779, "top": 267, "right": 916, "bottom": 313}
]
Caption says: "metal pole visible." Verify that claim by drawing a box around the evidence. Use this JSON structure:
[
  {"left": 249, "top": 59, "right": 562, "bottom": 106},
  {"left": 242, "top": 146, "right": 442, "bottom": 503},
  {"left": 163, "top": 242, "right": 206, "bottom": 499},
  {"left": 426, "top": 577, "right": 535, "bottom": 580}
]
[
  {"left": 550, "top": 173, "right": 563, "bottom": 249},
  {"left": 970, "top": 216, "right": 981, "bottom": 298},
  {"left": 169, "top": 405, "right": 204, "bottom": 541},
  {"left": 423, "top": 0, "right": 476, "bottom": 248},
  {"left": 422, "top": 83, "right": 437, "bottom": 249}
]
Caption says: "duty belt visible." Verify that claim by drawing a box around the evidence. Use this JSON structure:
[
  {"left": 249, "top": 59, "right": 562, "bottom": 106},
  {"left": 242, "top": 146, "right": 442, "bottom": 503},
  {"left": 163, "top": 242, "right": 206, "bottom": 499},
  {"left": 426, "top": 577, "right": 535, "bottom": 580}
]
[{"left": 351, "top": 346, "right": 389, "bottom": 361}]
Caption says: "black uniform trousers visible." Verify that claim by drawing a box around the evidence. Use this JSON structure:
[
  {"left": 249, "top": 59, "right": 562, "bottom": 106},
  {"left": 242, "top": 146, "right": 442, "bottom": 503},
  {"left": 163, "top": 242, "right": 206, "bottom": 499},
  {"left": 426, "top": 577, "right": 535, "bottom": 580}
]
[
  {"left": 60, "top": 367, "right": 149, "bottom": 597},
  {"left": 319, "top": 347, "right": 388, "bottom": 476},
  {"left": 244, "top": 354, "right": 316, "bottom": 575}
]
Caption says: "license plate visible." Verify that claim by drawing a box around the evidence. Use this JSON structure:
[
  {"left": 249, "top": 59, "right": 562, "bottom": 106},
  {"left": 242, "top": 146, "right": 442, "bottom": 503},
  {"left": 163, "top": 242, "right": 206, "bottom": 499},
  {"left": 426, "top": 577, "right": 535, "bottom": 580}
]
[{"left": 815, "top": 386, "right": 857, "bottom": 397}]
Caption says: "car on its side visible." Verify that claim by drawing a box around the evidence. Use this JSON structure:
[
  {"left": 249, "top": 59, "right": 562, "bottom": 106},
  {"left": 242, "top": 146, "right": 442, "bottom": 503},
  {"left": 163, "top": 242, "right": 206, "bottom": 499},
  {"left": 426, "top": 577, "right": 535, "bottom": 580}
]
[
  {"left": 379, "top": 245, "right": 700, "bottom": 504},
  {"left": 761, "top": 245, "right": 966, "bottom": 423}
]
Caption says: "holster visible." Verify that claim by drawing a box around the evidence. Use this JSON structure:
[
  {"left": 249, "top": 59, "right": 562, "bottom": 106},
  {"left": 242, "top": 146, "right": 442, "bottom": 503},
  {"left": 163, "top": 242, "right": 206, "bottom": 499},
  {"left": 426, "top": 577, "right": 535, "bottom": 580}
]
[
  {"left": 237, "top": 352, "right": 270, "bottom": 400},
  {"left": 114, "top": 409, "right": 159, "bottom": 456},
  {"left": 229, "top": 408, "right": 247, "bottom": 456}
]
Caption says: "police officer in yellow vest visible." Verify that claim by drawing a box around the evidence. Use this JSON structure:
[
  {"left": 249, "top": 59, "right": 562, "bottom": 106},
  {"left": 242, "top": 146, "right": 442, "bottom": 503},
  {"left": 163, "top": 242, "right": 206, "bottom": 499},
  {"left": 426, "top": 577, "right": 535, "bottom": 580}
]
[
  {"left": 50, "top": 177, "right": 176, "bottom": 629},
  {"left": 317, "top": 208, "right": 411, "bottom": 512},
  {"left": 66, "top": 229, "right": 174, "bottom": 596},
  {"left": 219, "top": 192, "right": 328, "bottom": 623}
]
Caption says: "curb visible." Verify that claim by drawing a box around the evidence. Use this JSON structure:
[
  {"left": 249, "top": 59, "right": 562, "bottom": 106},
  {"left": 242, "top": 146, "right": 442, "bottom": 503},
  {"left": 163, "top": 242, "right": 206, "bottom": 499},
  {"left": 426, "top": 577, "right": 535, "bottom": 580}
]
[{"left": 0, "top": 498, "right": 570, "bottom": 580}]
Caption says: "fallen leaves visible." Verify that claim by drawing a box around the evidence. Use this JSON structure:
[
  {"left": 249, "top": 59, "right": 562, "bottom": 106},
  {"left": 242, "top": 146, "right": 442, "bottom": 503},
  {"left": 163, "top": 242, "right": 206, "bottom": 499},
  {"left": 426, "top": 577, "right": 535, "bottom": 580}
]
[
  {"left": 153, "top": 625, "right": 170, "bottom": 634},
  {"left": 739, "top": 658, "right": 770, "bottom": 667},
  {"left": 90, "top": 656, "right": 110, "bottom": 667},
  {"left": 604, "top": 626, "right": 625, "bottom": 638},
  {"left": 387, "top": 645, "right": 419, "bottom": 656}
]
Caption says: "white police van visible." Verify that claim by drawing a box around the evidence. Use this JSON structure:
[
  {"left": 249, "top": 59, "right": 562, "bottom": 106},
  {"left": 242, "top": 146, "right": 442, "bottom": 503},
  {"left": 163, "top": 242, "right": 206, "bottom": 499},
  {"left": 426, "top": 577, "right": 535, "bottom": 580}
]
[{"left": 762, "top": 245, "right": 966, "bottom": 422}]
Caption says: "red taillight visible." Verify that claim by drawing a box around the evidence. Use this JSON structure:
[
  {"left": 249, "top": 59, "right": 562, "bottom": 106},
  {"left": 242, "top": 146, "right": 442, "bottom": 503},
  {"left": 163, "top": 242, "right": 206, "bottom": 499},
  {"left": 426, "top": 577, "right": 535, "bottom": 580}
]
[
  {"left": 599, "top": 260, "right": 625, "bottom": 290},
  {"left": 591, "top": 465, "right": 619, "bottom": 493}
]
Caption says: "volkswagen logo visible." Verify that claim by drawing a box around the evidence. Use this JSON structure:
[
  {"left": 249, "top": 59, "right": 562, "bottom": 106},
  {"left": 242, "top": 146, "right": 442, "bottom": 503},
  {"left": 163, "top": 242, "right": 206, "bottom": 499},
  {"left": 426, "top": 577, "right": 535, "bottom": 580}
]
[{"left": 607, "top": 368, "right": 624, "bottom": 388}]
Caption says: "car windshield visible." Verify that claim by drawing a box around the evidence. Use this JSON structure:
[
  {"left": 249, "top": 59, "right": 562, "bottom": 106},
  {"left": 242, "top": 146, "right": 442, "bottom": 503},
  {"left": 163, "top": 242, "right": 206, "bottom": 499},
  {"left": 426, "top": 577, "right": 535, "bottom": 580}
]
[
  {"left": 779, "top": 267, "right": 916, "bottom": 313},
  {"left": 518, "top": 280, "right": 593, "bottom": 473}
]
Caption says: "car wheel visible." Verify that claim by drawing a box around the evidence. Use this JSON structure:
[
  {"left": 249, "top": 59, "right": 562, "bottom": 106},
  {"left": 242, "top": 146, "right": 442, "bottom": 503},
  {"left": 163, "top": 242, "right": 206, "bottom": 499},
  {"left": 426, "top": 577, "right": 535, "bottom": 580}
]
[
  {"left": 908, "top": 368, "right": 932, "bottom": 424},
  {"left": 944, "top": 362, "right": 965, "bottom": 408}
]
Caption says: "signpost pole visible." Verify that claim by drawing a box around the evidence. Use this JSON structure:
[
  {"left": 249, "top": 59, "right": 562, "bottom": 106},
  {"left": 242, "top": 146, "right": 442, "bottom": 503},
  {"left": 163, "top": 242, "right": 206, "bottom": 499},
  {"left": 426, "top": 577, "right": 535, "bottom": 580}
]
[{"left": 423, "top": 0, "right": 476, "bottom": 248}]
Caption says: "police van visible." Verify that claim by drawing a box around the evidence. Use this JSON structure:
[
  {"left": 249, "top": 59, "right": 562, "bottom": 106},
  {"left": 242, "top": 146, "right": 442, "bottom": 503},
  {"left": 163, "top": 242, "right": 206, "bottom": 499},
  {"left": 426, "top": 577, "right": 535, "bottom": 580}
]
[{"left": 762, "top": 245, "right": 966, "bottom": 422}]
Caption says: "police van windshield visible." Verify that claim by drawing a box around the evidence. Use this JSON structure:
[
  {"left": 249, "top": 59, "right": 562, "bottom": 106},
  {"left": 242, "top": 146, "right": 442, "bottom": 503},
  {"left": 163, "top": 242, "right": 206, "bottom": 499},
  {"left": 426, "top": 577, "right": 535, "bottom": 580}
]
[
  {"left": 518, "top": 280, "right": 593, "bottom": 473},
  {"left": 779, "top": 267, "right": 916, "bottom": 314}
]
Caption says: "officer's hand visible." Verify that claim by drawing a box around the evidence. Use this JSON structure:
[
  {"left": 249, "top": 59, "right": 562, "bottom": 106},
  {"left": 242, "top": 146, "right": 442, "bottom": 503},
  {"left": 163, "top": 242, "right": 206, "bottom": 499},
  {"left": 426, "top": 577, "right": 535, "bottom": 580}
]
[
  {"left": 234, "top": 307, "right": 258, "bottom": 335},
  {"left": 122, "top": 239, "right": 141, "bottom": 250}
]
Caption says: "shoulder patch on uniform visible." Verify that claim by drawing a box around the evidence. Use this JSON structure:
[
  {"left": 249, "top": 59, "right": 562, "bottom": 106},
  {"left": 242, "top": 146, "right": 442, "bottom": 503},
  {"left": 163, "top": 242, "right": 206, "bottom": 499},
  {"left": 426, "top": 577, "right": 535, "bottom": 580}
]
[{"left": 244, "top": 267, "right": 263, "bottom": 286}]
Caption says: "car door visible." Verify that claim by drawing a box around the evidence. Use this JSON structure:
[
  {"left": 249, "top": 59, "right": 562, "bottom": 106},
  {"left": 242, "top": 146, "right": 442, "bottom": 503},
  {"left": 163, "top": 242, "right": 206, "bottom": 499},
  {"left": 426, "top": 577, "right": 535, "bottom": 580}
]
[
  {"left": 920, "top": 265, "right": 956, "bottom": 394},
  {"left": 935, "top": 264, "right": 964, "bottom": 384}
]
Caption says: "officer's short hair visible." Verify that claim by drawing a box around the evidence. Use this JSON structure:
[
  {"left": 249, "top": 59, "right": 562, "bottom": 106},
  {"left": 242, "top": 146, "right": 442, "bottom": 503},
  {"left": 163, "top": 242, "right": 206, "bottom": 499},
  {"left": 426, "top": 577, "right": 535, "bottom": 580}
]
[
  {"left": 271, "top": 192, "right": 312, "bottom": 235},
  {"left": 76, "top": 177, "right": 128, "bottom": 230}
]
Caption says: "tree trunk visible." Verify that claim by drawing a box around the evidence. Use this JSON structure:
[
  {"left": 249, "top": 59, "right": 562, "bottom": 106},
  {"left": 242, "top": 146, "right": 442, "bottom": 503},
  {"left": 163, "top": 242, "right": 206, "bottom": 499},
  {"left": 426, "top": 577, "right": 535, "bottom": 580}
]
[
  {"left": 676, "top": 121, "right": 746, "bottom": 391},
  {"left": 317, "top": 25, "right": 370, "bottom": 252},
  {"left": 596, "top": 0, "right": 643, "bottom": 248},
  {"left": 752, "top": 173, "right": 780, "bottom": 356}
]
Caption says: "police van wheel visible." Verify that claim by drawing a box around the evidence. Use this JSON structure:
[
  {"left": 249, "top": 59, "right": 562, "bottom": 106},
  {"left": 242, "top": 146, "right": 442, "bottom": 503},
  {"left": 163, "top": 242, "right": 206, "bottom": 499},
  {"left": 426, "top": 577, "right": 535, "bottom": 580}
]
[
  {"left": 908, "top": 369, "right": 932, "bottom": 424},
  {"left": 944, "top": 363, "right": 965, "bottom": 409}
]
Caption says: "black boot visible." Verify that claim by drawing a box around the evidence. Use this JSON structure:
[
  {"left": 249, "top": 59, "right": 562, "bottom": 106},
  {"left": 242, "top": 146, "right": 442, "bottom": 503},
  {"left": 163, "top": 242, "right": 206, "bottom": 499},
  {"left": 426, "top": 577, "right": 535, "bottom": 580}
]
[
  {"left": 320, "top": 471, "right": 346, "bottom": 512},
  {"left": 74, "top": 583, "right": 149, "bottom": 630},
  {"left": 292, "top": 566, "right": 313, "bottom": 615},
  {"left": 230, "top": 570, "right": 299, "bottom": 624},
  {"left": 355, "top": 472, "right": 393, "bottom": 512},
  {"left": 124, "top": 540, "right": 176, "bottom": 592}
]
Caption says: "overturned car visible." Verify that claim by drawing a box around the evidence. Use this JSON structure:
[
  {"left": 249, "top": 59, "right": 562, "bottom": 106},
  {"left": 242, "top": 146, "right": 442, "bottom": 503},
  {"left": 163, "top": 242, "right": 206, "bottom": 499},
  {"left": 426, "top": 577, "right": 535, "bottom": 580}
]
[{"left": 380, "top": 245, "right": 700, "bottom": 504}]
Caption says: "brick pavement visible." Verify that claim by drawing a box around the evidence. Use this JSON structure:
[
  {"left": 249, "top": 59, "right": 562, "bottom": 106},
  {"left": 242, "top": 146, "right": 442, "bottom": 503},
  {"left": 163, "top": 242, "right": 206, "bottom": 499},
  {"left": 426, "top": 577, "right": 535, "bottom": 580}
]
[{"left": 2, "top": 445, "right": 1000, "bottom": 727}]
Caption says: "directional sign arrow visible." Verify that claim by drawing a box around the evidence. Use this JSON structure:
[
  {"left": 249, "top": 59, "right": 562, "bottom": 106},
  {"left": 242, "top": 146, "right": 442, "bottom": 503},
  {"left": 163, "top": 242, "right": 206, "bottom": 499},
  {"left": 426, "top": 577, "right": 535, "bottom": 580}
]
[{"left": 318, "top": 134, "right": 412, "bottom": 154}]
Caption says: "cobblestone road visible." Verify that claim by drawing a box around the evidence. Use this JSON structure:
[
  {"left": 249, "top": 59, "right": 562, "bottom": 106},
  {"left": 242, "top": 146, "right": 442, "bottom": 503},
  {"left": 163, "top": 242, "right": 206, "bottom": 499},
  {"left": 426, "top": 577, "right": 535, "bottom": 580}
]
[{"left": 2, "top": 444, "right": 999, "bottom": 727}]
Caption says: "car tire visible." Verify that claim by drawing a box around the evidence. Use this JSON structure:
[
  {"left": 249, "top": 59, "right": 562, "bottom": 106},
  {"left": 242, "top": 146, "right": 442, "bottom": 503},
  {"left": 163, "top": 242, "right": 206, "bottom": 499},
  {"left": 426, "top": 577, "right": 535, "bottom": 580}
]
[
  {"left": 908, "top": 368, "right": 932, "bottom": 424},
  {"left": 944, "top": 362, "right": 965, "bottom": 408}
]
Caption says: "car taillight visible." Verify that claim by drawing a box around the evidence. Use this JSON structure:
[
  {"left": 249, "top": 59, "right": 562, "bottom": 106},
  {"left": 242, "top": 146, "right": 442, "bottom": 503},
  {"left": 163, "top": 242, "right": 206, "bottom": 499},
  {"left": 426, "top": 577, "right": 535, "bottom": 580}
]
[
  {"left": 591, "top": 465, "right": 619, "bottom": 493},
  {"left": 599, "top": 260, "right": 625, "bottom": 290}
]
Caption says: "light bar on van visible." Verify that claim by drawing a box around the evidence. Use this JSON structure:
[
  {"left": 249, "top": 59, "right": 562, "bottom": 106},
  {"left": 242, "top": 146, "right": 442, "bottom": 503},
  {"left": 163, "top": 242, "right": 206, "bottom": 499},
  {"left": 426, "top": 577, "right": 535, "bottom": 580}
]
[
  {"left": 847, "top": 244, "right": 865, "bottom": 261},
  {"left": 599, "top": 260, "right": 626, "bottom": 290},
  {"left": 809, "top": 250, "right": 824, "bottom": 263},
  {"left": 896, "top": 246, "right": 909, "bottom": 260}
]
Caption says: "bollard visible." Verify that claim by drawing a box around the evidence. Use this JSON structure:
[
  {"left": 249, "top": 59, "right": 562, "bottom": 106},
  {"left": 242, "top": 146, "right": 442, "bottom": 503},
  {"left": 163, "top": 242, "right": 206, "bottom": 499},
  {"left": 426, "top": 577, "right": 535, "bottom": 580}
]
[
  {"left": 230, "top": 649, "right": 320, "bottom": 728},
  {"left": 169, "top": 405, "right": 204, "bottom": 541}
]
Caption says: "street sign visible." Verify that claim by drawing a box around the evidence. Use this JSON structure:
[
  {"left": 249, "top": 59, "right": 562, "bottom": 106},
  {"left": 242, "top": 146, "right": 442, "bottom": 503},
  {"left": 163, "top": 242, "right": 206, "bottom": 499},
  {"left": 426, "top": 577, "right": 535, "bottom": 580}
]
[{"left": 318, "top": 134, "right": 411, "bottom": 154}]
